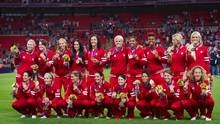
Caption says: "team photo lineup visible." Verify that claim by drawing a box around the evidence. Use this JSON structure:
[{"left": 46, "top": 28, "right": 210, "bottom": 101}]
[{"left": 10, "top": 30, "right": 215, "bottom": 121}]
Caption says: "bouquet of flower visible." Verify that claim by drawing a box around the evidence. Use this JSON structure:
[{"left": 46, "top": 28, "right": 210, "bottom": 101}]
[
  {"left": 95, "top": 92, "right": 104, "bottom": 103},
  {"left": 118, "top": 92, "right": 128, "bottom": 107},
  {"left": 200, "top": 82, "right": 209, "bottom": 90},
  {"left": 69, "top": 94, "right": 77, "bottom": 101},
  {"left": 10, "top": 45, "right": 19, "bottom": 54},
  {"left": 118, "top": 92, "right": 128, "bottom": 100},
  {"left": 63, "top": 54, "right": 70, "bottom": 62},
  {"left": 11, "top": 82, "right": 18, "bottom": 98},
  {"left": 42, "top": 97, "right": 51, "bottom": 110},
  {"left": 31, "top": 64, "right": 39, "bottom": 71},
  {"left": 177, "top": 79, "right": 185, "bottom": 86},
  {"left": 155, "top": 85, "right": 165, "bottom": 94}
]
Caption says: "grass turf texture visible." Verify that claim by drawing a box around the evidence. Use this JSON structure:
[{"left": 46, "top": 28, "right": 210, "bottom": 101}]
[{"left": 0, "top": 69, "right": 220, "bottom": 124}]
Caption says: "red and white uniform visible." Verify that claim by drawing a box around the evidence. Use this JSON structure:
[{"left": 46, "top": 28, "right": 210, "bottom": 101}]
[
  {"left": 39, "top": 81, "right": 63, "bottom": 117},
  {"left": 165, "top": 81, "right": 183, "bottom": 119},
  {"left": 187, "top": 44, "right": 210, "bottom": 74},
  {"left": 168, "top": 46, "right": 187, "bottom": 81},
  {"left": 12, "top": 80, "right": 37, "bottom": 116},
  {"left": 37, "top": 50, "right": 54, "bottom": 77},
  {"left": 112, "top": 83, "right": 136, "bottom": 119},
  {"left": 179, "top": 83, "right": 198, "bottom": 118},
  {"left": 106, "top": 47, "right": 127, "bottom": 86},
  {"left": 126, "top": 47, "right": 145, "bottom": 85},
  {"left": 85, "top": 48, "right": 106, "bottom": 85},
  {"left": 62, "top": 80, "right": 90, "bottom": 116},
  {"left": 136, "top": 80, "right": 154, "bottom": 118},
  {"left": 189, "top": 80, "right": 214, "bottom": 118},
  {"left": 53, "top": 49, "right": 72, "bottom": 91},
  {"left": 71, "top": 52, "right": 86, "bottom": 73},
  {"left": 150, "top": 84, "right": 169, "bottom": 119},
  {"left": 14, "top": 50, "right": 39, "bottom": 82},
  {"left": 144, "top": 46, "right": 165, "bottom": 85},
  {"left": 89, "top": 81, "right": 113, "bottom": 117}
]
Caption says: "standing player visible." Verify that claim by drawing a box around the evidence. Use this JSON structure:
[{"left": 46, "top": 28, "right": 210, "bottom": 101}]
[
  {"left": 71, "top": 39, "right": 86, "bottom": 74},
  {"left": 106, "top": 35, "right": 127, "bottom": 86},
  {"left": 144, "top": 32, "right": 165, "bottom": 85},
  {"left": 85, "top": 35, "right": 106, "bottom": 85},
  {"left": 13, "top": 39, "right": 39, "bottom": 83},
  {"left": 52, "top": 38, "right": 72, "bottom": 91},
  {"left": 166, "top": 33, "right": 187, "bottom": 82},
  {"left": 126, "top": 35, "right": 145, "bottom": 86},
  {"left": 186, "top": 31, "right": 210, "bottom": 74}
]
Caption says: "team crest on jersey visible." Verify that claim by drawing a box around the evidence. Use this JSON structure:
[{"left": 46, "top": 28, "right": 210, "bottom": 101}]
[
  {"left": 200, "top": 51, "right": 203, "bottom": 54},
  {"left": 22, "top": 56, "right": 25, "bottom": 59}
]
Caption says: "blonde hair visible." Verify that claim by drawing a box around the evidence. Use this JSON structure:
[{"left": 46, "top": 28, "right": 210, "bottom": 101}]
[
  {"left": 114, "top": 35, "right": 124, "bottom": 42},
  {"left": 172, "top": 33, "right": 183, "bottom": 42},
  {"left": 190, "top": 66, "right": 207, "bottom": 81},
  {"left": 190, "top": 31, "right": 202, "bottom": 43},
  {"left": 44, "top": 73, "right": 53, "bottom": 79}
]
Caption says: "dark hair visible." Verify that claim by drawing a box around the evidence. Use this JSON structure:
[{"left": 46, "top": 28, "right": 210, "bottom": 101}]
[
  {"left": 142, "top": 69, "right": 150, "bottom": 76},
  {"left": 95, "top": 72, "right": 104, "bottom": 77},
  {"left": 72, "top": 39, "right": 85, "bottom": 62},
  {"left": 118, "top": 74, "right": 126, "bottom": 80},
  {"left": 71, "top": 71, "right": 82, "bottom": 80},
  {"left": 38, "top": 39, "right": 48, "bottom": 47},
  {"left": 89, "top": 34, "right": 101, "bottom": 50},
  {"left": 23, "top": 71, "right": 33, "bottom": 78},
  {"left": 147, "top": 32, "right": 156, "bottom": 38}
]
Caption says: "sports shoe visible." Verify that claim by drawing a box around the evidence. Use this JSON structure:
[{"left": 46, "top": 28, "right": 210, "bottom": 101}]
[
  {"left": 20, "top": 115, "right": 26, "bottom": 118},
  {"left": 190, "top": 116, "right": 197, "bottom": 120},
  {"left": 164, "top": 118, "right": 168, "bottom": 120},
  {"left": 153, "top": 117, "right": 158, "bottom": 120},
  {"left": 200, "top": 115, "right": 206, "bottom": 119},
  {"left": 57, "top": 116, "right": 61, "bottom": 119},
  {"left": 106, "top": 116, "right": 111, "bottom": 120},
  {"left": 205, "top": 117, "right": 212, "bottom": 121},
  {"left": 144, "top": 116, "right": 150, "bottom": 119},
  {"left": 94, "top": 116, "right": 99, "bottom": 119},
  {"left": 41, "top": 115, "right": 47, "bottom": 119},
  {"left": 31, "top": 115, "right": 37, "bottom": 119}
]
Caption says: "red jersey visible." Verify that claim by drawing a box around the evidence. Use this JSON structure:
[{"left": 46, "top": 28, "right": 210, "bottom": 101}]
[
  {"left": 89, "top": 81, "right": 112, "bottom": 100},
  {"left": 138, "top": 79, "right": 154, "bottom": 101},
  {"left": 14, "top": 50, "right": 39, "bottom": 76},
  {"left": 15, "top": 80, "right": 35, "bottom": 99},
  {"left": 187, "top": 44, "right": 210, "bottom": 74},
  {"left": 113, "top": 83, "right": 136, "bottom": 102},
  {"left": 71, "top": 51, "right": 86, "bottom": 73},
  {"left": 164, "top": 81, "right": 181, "bottom": 103},
  {"left": 188, "top": 80, "right": 211, "bottom": 100},
  {"left": 85, "top": 48, "right": 106, "bottom": 75},
  {"left": 37, "top": 50, "right": 54, "bottom": 76},
  {"left": 53, "top": 49, "right": 72, "bottom": 76},
  {"left": 45, "top": 82, "right": 61, "bottom": 100},
  {"left": 144, "top": 46, "right": 165, "bottom": 75},
  {"left": 169, "top": 46, "right": 187, "bottom": 76},
  {"left": 65, "top": 80, "right": 89, "bottom": 100},
  {"left": 126, "top": 46, "right": 145, "bottom": 76},
  {"left": 107, "top": 47, "right": 127, "bottom": 75}
]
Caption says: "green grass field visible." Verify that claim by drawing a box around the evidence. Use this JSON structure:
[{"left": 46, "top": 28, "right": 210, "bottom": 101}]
[{"left": 0, "top": 70, "right": 220, "bottom": 124}]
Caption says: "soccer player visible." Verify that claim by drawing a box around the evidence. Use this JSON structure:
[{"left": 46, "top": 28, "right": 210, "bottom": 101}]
[
  {"left": 85, "top": 35, "right": 106, "bottom": 86},
  {"left": 166, "top": 33, "right": 187, "bottom": 82},
  {"left": 144, "top": 32, "right": 165, "bottom": 85},
  {"left": 106, "top": 35, "right": 127, "bottom": 86},
  {"left": 12, "top": 71, "right": 37, "bottom": 118},
  {"left": 52, "top": 38, "right": 72, "bottom": 91}
]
